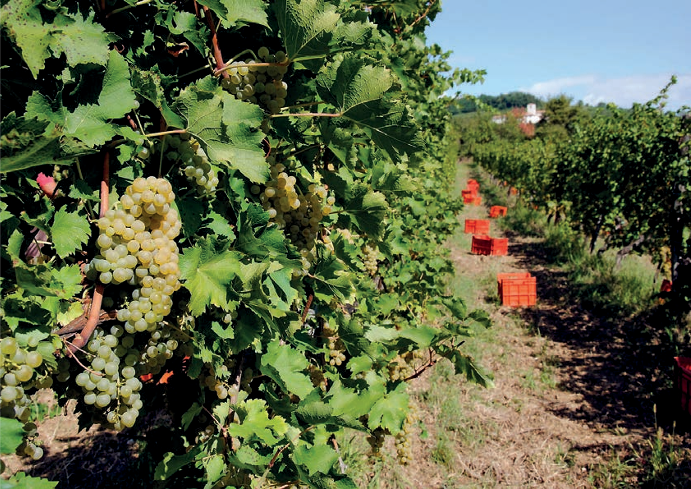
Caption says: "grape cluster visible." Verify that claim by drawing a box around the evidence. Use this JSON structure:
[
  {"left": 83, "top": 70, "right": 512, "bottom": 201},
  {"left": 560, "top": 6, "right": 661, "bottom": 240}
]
[
  {"left": 387, "top": 350, "right": 424, "bottom": 382},
  {"left": 220, "top": 47, "right": 289, "bottom": 114},
  {"left": 93, "top": 177, "right": 181, "bottom": 335},
  {"left": 323, "top": 325, "right": 346, "bottom": 367},
  {"left": 307, "top": 364, "right": 327, "bottom": 391},
  {"left": 168, "top": 135, "right": 219, "bottom": 197},
  {"left": 254, "top": 158, "right": 334, "bottom": 275},
  {"left": 0, "top": 337, "right": 50, "bottom": 457},
  {"left": 366, "top": 428, "right": 386, "bottom": 455},
  {"left": 83, "top": 177, "right": 182, "bottom": 428},
  {"left": 74, "top": 328, "right": 143, "bottom": 430},
  {"left": 0, "top": 336, "right": 54, "bottom": 460},
  {"left": 395, "top": 407, "right": 417, "bottom": 465},
  {"left": 361, "top": 243, "right": 379, "bottom": 276}
]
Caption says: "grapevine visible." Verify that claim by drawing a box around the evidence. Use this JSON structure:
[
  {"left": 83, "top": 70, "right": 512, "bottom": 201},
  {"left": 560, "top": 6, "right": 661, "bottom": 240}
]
[{"left": 0, "top": 0, "right": 490, "bottom": 487}]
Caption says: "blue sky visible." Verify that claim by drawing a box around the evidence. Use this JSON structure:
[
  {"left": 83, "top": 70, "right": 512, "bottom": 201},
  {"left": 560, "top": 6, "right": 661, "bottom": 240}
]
[{"left": 425, "top": 0, "right": 691, "bottom": 110}]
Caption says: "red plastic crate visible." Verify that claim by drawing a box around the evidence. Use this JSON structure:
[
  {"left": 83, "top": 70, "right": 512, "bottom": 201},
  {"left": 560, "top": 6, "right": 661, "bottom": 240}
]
[
  {"left": 674, "top": 357, "right": 691, "bottom": 416},
  {"left": 461, "top": 189, "right": 477, "bottom": 199},
  {"left": 464, "top": 219, "right": 490, "bottom": 234},
  {"left": 471, "top": 235, "right": 508, "bottom": 256},
  {"left": 490, "top": 205, "right": 508, "bottom": 218},
  {"left": 497, "top": 273, "right": 536, "bottom": 306},
  {"left": 467, "top": 179, "right": 480, "bottom": 191}
]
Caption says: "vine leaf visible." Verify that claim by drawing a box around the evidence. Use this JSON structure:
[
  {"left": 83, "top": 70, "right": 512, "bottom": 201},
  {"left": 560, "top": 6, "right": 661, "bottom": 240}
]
[
  {"left": 1, "top": 472, "right": 58, "bottom": 488},
  {"left": 274, "top": 0, "right": 340, "bottom": 61},
  {"left": 0, "top": 120, "right": 73, "bottom": 173},
  {"left": 0, "top": 417, "right": 24, "bottom": 454},
  {"left": 0, "top": 1, "right": 112, "bottom": 78},
  {"left": 24, "top": 50, "right": 137, "bottom": 147},
  {"left": 178, "top": 237, "right": 242, "bottom": 315},
  {"left": 341, "top": 184, "right": 388, "bottom": 238},
  {"left": 172, "top": 78, "right": 268, "bottom": 183},
  {"left": 197, "top": 0, "right": 268, "bottom": 27},
  {"left": 447, "top": 351, "right": 495, "bottom": 388},
  {"left": 50, "top": 208, "right": 91, "bottom": 258},
  {"left": 292, "top": 444, "right": 339, "bottom": 476},
  {"left": 367, "top": 382, "right": 409, "bottom": 435},
  {"left": 317, "top": 54, "right": 422, "bottom": 159},
  {"left": 259, "top": 342, "right": 313, "bottom": 399},
  {"left": 229, "top": 399, "right": 289, "bottom": 445}
]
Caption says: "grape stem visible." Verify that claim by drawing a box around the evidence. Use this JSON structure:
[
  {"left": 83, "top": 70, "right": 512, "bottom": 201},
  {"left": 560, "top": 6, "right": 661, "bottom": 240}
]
[
  {"left": 269, "top": 112, "right": 341, "bottom": 119},
  {"left": 56, "top": 310, "right": 118, "bottom": 336},
  {"left": 67, "top": 152, "right": 110, "bottom": 354},
  {"left": 144, "top": 129, "right": 187, "bottom": 138},
  {"left": 63, "top": 338, "right": 104, "bottom": 376},
  {"left": 300, "top": 294, "right": 313, "bottom": 324},
  {"left": 402, "top": 348, "right": 436, "bottom": 382},
  {"left": 203, "top": 6, "right": 229, "bottom": 79},
  {"left": 106, "top": 0, "right": 155, "bottom": 18},
  {"left": 214, "top": 61, "right": 290, "bottom": 77}
]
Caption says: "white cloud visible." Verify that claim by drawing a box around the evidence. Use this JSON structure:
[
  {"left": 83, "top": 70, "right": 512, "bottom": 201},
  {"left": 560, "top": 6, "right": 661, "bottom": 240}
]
[{"left": 521, "top": 74, "right": 691, "bottom": 110}]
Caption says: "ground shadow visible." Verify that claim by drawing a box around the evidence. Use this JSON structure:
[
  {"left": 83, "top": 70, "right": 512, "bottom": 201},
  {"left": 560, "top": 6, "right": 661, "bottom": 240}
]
[{"left": 505, "top": 237, "right": 691, "bottom": 437}]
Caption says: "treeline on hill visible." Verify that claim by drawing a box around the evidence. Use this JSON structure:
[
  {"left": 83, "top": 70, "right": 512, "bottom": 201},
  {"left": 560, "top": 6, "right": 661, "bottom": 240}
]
[
  {"left": 0, "top": 1, "right": 489, "bottom": 488},
  {"left": 457, "top": 80, "right": 691, "bottom": 341},
  {"left": 450, "top": 91, "right": 543, "bottom": 114}
]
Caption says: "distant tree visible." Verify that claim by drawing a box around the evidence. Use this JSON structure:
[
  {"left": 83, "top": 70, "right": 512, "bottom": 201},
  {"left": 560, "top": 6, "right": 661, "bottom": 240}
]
[{"left": 536, "top": 95, "right": 586, "bottom": 140}]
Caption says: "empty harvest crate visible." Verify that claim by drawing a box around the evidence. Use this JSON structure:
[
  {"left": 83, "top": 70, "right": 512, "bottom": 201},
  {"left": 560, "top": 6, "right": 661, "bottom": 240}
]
[
  {"left": 490, "top": 205, "right": 507, "bottom": 218},
  {"left": 497, "top": 273, "right": 536, "bottom": 306},
  {"left": 461, "top": 189, "right": 477, "bottom": 199},
  {"left": 471, "top": 235, "right": 508, "bottom": 256},
  {"left": 467, "top": 179, "right": 480, "bottom": 191},
  {"left": 464, "top": 195, "right": 482, "bottom": 205},
  {"left": 464, "top": 219, "right": 490, "bottom": 234},
  {"left": 674, "top": 357, "right": 691, "bottom": 417}
]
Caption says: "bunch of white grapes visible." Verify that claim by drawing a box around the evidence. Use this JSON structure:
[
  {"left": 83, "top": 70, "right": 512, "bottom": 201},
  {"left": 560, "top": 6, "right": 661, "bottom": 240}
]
[
  {"left": 93, "top": 176, "right": 181, "bottom": 335},
  {"left": 75, "top": 328, "right": 143, "bottom": 430},
  {"left": 220, "top": 47, "right": 289, "bottom": 114},
  {"left": 387, "top": 350, "right": 423, "bottom": 382},
  {"left": 395, "top": 407, "right": 417, "bottom": 465},
  {"left": 323, "top": 325, "right": 346, "bottom": 367},
  {"left": 361, "top": 243, "right": 379, "bottom": 276},
  {"left": 252, "top": 158, "right": 335, "bottom": 275},
  {"left": 167, "top": 135, "right": 219, "bottom": 197},
  {"left": 83, "top": 177, "right": 182, "bottom": 428},
  {"left": 0, "top": 336, "right": 49, "bottom": 459}
]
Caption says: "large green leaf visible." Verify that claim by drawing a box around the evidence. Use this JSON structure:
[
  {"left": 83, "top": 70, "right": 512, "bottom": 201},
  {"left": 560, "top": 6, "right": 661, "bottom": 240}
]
[
  {"left": 342, "top": 184, "right": 388, "bottom": 238},
  {"left": 63, "top": 50, "right": 138, "bottom": 146},
  {"left": 50, "top": 208, "right": 91, "bottom": 258},
  {"left": 0, "top": 417, "right": 24, "bottom": 454},
  {"left": 273, "top": 0, "right": 340, "bottom": 61},
  {"left": 197, "top": 0, "right": 268, "bottom": 27},
  {"left": 1, "top": 2, "right": 112, "bottom": 78},
  {"left": 178, "top": 237, "right": 242, "bottom": 315},
  {"left": 0, "top": 122, "right": 74, "bottom": 173},
  {"left": 316, "top": 54, "right": 422, "bottom": 158},
  {"left": 173, "top": 78, "right": 268, "bottom": 183},
  {"left": 229, "top": 399, "right": 289, "bottom": 445},
  {"left": 367, "top": 382, "right": 409, "bottom": 435},
  {"left": 292, "top": 444, "right": 339, "bottom": 476},
  {"left": 259, "top": 342, "right": 314, "bottom": 399},
  {"left": 316, "top": 54, "right": 392, "bottom": 112}
]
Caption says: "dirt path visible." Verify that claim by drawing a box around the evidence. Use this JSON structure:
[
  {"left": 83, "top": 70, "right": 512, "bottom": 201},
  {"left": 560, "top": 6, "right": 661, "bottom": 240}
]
[{"left": 389, "top": 162, "right": 690, "bottom": 488}]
